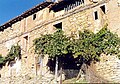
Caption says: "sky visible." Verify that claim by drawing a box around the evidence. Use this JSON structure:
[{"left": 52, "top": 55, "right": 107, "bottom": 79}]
[{"left": 0, "top": 0, "right": 44, "bottom": 25}]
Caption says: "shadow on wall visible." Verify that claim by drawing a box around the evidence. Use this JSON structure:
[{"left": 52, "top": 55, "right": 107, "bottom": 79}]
[
  {"left": 46, "top": 53, "right": 109, "bottom": 83},
  {"left": 46, "top": 53, "right": 83, "bottom": 79}
]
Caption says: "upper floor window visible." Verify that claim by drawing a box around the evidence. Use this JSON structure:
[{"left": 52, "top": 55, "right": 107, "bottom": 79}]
[
  {"left": 100, "top": 5, "right": 106, "bottom": 14},
  {"left": 94, "top": 11, "right": 98, "bottom": 20},
  {"left": 33, "top": 14, "right": 36, "bottom": 20},
  {"left": 23, "top": 35, "right": 29, "bottom": 52},
  {"left": 117, "top": 0, "right": 120, "bottom": 6},
  {"left": 53, "top": 22, "right": 62, "bottom": 29}
]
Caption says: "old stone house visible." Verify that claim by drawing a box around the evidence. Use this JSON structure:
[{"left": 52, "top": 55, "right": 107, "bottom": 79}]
[{"left": 0, "top": 0, "right": 120, "bottom": 82}]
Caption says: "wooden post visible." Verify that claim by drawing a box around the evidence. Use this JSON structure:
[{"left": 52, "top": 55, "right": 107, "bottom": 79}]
[
  {"left": 40, "top": 56, "right": 43, "bottom": 76},
  {"left": 10, "top": 68, "right": 12, "bottom": 84},
  {"left": 55, "top": 57, "right": 58, "bottom": 84},
  {"left": 60, "top": 67, "right": 62, "bottom": 84},
  {"left": 35, "top": 57, "right": 37, "bottom": 76}
]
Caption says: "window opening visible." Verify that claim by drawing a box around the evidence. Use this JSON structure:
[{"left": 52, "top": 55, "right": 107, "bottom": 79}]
[
  {"left": 53, "top": 22, "right": 62, "bottom": 29},
  {"left": 24, "top": 36, "right": 28, "bottom": 52},
  {"left": 33, "top": 14, "right": 36, "bottom": 20},
  {"left": 100, "top": 5, "right": 106, "bottom": 14},
  {"left": 82, "top": 0, "right": 84, "bottom": 3},
  {"left": 94, "top": 11, "right": 98, "bottom": 20}
]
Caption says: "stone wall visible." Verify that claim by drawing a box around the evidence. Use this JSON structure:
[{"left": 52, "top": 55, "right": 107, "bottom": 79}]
[
  {"left": 0, "top": 0, "right": 120, "bottom": 83},
  {"left": 107, "top": 0, "right": 120, "bottom": 36},
  {"left": 95, "top": 54, "right": 120, "bottom": 83},
  {"left": 63, "top": 0, "right": 108, "bottom": 37}
]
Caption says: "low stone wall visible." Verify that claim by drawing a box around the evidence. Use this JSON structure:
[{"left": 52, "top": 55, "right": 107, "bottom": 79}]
[
  {"left": 95, "top": 54, "right": 120, "bottom": 83},
  {"left": 85, "top": 64, "right": 109, "bottom": 83}
]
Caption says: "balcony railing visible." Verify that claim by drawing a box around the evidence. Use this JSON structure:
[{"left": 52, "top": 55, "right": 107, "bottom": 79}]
[{"left": 64, "top": 0, "right": 85, "bottom": 12}]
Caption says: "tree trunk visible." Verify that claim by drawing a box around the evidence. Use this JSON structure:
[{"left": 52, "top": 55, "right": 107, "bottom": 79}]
[
  {"left": 76, "top": 63, "right": 87, "bottom": 80},
  {"left": 55, "top": 56, "right": 58, "bottom": 84},
  {"left": 40, "top": 55, "right": 43, "bottom": 76},
  {"left": 35, "top": 62, "right": 37, "bottom": 76},
  {"left": 76, "top": 69, "right": 81, "bottom": 80}
]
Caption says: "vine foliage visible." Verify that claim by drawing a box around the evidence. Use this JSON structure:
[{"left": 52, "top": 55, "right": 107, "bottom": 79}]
[
  {"left": 0, "top": 44, "right": 21, "bottom": 68},
  {"left": 6, "top": 44, "right": 21, "bottom": 62},
  {"left": 33, "top": 26, "right": 120, "bottom": 64},
  {"left": 0, "top": 54, "right": 5, "bottom": 68},
  {"left": 71, "top": 26, "right": 120, "bottom": 63},
  {"left": 33, "top": 30, "right": 70, "bottom": 58}
]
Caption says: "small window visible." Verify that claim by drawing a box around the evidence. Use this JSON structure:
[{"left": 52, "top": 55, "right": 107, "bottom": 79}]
[
  {"left": 82, "top": 0, "right": 84, "bottom": 3},
  {"left": 118, "top": 0, "right": 120, "bottom": 6},
  {"left": 100, "top": 5, "right": 106, "bottom": 14},
  {"left": 24, "top": 36, "right": 28, "bottom": 51},
  {"left": 53, "top": 22, "right": 62, "bottom": 29},
  {"left": 94, "top": 11, "right": 98, "bottom": 20},
  {"left": 33, "top": 14, "right": 36, "bottom": 20}
]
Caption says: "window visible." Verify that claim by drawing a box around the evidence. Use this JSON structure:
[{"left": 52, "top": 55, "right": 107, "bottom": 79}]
[
  {"left": 82, "top": 0, "right": 84, "bottom": 3},
  {"left": 24, "top": 36, "right": 28, "bottom": 52},
  {"left": 33, "top": 14, "right": 36, "bottom": 20},
  {"left": 117, "top": 0, "right": 120, "bottom": 7},
  {"left": 94, "top": 11, "right": 98, "bottom": 20},
  {"left": 53, "top": 22, "right": 62, "bottom": 29},
  {"left": 100, "top": 5, "right": 106, "bottom": 14}
]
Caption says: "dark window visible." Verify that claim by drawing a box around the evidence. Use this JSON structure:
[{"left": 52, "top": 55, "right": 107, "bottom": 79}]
[
  {"left": 82, "top": 0, "right": 84, "bottom": 3},
  {"left": 24, "top": 36, "right": 28, "bottom": 51},
  {"left": 94, "top": 11, "right": 98, "bottom": 20},
  {"left": 53, "top": 22, "right": 62, "bottom": 29},
  {"left": 100, "top": 5, "right": 106, "bottom": 14},
  {"left": 33, "top": 14, "right": 36, "bottom": 20}
]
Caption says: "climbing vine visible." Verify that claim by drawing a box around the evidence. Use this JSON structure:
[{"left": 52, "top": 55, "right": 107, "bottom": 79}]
[
  {"left": 34, "top": 26, "right": 120, "bottom": 63},
  {"left": 0, "top": 44, "right": 21, "bottom": 68},
  {"left": 70, "top": 26, "right": 120, "bottom": 63},
  {"left": 33, "top": 30, "right": 70, "bottom": 58},
  {"left": 5, "top": 44, "right": 21, "bottom": 62},
  {"left": 0, "top": 54, "right": 5, "bottom": 68}
]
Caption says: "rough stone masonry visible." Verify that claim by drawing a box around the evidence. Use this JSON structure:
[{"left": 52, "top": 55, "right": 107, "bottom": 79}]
[{"left": 0, "top": 0, "right": 120, "bottom": 83}]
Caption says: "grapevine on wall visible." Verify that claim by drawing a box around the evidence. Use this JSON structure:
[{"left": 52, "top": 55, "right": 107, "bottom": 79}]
[
  {"left": 33, "top": 25, "right": 120, "bottom": 64},
  {"left": 0, "top": 44, "right": 21, "bottom": 67}
]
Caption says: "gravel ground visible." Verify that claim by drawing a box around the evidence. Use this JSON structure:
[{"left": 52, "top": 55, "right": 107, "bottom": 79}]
[{"left": 0, "top": 75, "right": 54, "bottom": 84}]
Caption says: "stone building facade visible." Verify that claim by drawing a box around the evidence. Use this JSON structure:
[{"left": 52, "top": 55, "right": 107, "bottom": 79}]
[{"left": 0, "top": 0, "right": 120, "bottom": 82}]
